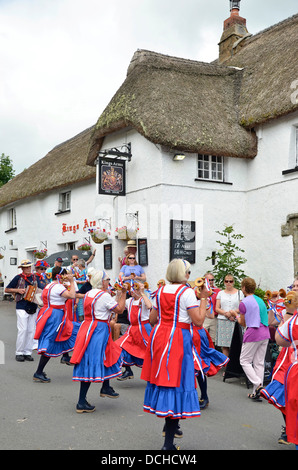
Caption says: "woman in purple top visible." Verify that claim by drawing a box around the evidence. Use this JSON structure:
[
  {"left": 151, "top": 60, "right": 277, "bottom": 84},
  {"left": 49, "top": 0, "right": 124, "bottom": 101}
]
[{"left": 237, "top": 277, "right": 270, "bottom": 401}]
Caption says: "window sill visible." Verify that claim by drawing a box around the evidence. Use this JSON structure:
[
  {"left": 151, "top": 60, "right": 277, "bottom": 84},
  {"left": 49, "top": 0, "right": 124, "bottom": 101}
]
[
  {"left": 282, "top": 167, "right": 298, "bottom": 175},
  {"left": 194, "top": 179, "right": 233, "bottom": 185},
  {"left": 55, "top": 209, "right": 71, "bottom": 216}
]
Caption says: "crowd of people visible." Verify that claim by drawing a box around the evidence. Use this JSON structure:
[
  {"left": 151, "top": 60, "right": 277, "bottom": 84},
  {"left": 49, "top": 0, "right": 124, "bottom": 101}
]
[{"left": 4, "top": 251, "right": 298, "bottom": 451}]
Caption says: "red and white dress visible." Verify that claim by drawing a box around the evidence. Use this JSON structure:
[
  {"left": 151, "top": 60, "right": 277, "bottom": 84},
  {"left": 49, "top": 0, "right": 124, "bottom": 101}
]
[
  {"left": 34, "top": 282, "right": 80, "bottom": 357},
  {"left": 141, "top": 284, "right": 201, "bottom": 419},
  {"left": 277, "top": 313, "right": 298, "bottom": 444},
  {"left": 71, "top": 289, "right": 123, "bottom": 382},
  {"left": 115, "top": 297, "right": 152, "bottom": 367}
]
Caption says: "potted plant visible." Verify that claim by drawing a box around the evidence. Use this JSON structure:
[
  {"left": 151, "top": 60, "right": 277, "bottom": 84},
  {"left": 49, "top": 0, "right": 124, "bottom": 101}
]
[
  {"left": 78, "top": 242, "right": 92, "bottom": 251},
  {"left": 115, "top": 226, "right": 128, "bottom": 240},
  {"left": 115, "top": 226, "right": 139, "bottom": 240},
  {"left": 88, "top": 228, "right": 110, "bottom": 244},
  {"left": 33, "top": 249, "right": 48, "bottom": 259}
]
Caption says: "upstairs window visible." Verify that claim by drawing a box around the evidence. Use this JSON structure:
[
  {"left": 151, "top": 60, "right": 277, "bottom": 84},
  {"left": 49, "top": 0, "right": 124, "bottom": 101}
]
[
  {"left": 58, "top": 191, "right": 71, "bottom": 213},
  {"left": 198, "top": 155, "right": 224, "bottom": 182},
  {"left": 7, "top": 208, "right": 17, "bottom": 230}
]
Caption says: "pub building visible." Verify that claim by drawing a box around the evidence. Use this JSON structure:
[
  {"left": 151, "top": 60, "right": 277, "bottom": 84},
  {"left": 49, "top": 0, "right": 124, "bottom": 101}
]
[{"left": 1, "top": 3, "right": 298, "bottom": 290}]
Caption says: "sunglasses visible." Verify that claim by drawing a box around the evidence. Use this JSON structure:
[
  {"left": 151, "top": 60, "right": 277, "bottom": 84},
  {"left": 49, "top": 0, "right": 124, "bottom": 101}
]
[
  {"left": 72, "top": 258, "right": 78, "bottom": 261},
  {"left": 209, "top": 278, "right": 215, "bottom": 281},
  {"left": 224, "top": 280, "right": 234, "bottom": 283},
  {"left": 128, "top": 257, "right": 135, "bottom": 259}
]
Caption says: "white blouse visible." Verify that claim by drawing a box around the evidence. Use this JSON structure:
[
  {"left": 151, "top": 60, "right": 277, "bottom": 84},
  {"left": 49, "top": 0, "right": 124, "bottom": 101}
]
[
  {"left": 126, "top": 297, "right": 151, "bottom": 321},
  {"left": 153, "top": 284, "right": 199, "bottom": 324},
  {"left": 216, "top": 290, "right": 244, "bottom": 320},
  {"left": 45, "top": 282, "right": 67, "bottom": 305},
  {"left": 84, "top": 289, "right": 118, "bottom": 321}
]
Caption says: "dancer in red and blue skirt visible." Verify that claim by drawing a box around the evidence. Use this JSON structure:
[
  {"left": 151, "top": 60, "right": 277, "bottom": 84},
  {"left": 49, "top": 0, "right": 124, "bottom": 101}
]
[
  {"left": 141, "top": 259, "right": 209, "bottom": 450},
  {"left": 116, "top": 283, "right": 152, "bottom": 380},
  {"left": 275, "top": 292, "right": 298, "bottom": 450},
  {"left": 71, "top": 270, "right": 127, "bottom": 413},
  {"left": 190, "top": 276, "right": 229, "bottom": 409},
  {"left": 33, "top": 267, "right": 80, "bottom": 382}
]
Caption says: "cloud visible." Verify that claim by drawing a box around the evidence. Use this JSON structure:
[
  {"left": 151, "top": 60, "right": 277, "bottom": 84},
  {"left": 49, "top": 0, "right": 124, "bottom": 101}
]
[{"left": 0, "top": 0, "right": 297, "bottom": 174}]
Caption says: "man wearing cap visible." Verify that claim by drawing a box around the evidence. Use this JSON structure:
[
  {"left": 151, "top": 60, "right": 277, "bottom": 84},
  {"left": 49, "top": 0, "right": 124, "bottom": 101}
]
[{"left": 5, "top": 260, "right": 44, "bottom": 362}]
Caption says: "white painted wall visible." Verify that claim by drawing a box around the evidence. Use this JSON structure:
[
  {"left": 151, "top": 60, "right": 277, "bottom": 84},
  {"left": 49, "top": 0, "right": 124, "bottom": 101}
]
[{"left": 1, "top": 111, "right": 298, "bottom": 291}]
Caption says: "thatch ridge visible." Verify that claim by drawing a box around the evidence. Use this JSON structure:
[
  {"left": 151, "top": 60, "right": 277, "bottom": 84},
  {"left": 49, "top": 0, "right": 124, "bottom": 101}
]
[
  {"left": 87, "top": 49, "right": 257, "bottom": 166},
  {"left": 0, "top": 126, "right": 96, "bottom": 208},
  {"left": 225, "top": 13, "right": 298, "bottom": 127}
]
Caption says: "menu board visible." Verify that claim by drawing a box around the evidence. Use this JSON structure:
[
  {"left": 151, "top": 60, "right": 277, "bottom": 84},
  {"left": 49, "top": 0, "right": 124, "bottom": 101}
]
[
  {"left": 170, "top": 220, "right": 196, "bottom": 264},
  {"left": 137, "top": 238, "right": 148, "bottom": 267},
  {"left": 103, "top": 244, "right": 112, "bottom": 270}
]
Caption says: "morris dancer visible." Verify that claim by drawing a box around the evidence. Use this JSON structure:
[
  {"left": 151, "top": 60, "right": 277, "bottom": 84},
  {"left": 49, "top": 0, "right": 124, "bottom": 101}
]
[
  {"left": 261, "top": 282, "right": 298, "bottom": 445},
  {"left": 141, "top": 259, "right": 209, "bottom": 450},
  {"left": 71, "top": 270, "right": 127, "bottom": 413},
  {"left": 33, "top": 267, "right": 79, "bottom": 382},
  {"left": 116, "top": 282, "right": 152, "bottom": 381},
  {"left": 191, "top": 276, "right": 229, "bottom": 409},
  {"left": 275, "top": 291, "right": 298, "bottom": 450}
]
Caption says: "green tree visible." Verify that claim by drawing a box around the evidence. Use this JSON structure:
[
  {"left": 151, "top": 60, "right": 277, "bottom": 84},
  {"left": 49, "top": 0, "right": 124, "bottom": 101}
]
[
  {"left": 206, "top": 224, "right": 247, "bottom": 289},
  {"left": 0, "top": 153, "right": 15, "bottom": 187}
]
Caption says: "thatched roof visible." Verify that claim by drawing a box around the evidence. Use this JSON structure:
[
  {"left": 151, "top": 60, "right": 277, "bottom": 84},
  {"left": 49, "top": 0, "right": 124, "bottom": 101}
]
[
  {"left": 0, "top": 126, "right": 96, "bottom": 208},
  {"left": 87, "top": 14, "right": 298, "bottom": 166},
  {"left": 87, "top": 50, "right": 257, "bottom": 166},
  {"left": 224, "top": 14, "right": 298, "bottom": 127}
]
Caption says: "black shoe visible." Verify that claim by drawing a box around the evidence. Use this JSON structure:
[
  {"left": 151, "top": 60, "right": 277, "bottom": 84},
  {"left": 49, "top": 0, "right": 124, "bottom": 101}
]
[
  {"left": 278, "top": 425, "right": 292, "bottom": 445},
  {"left": 16, "top": 355, "right": 25, "bottom": 362},
  {"left": 161, "top": 445, "right": 179, "bottom": 451},
  {"left": 199, "top": 398, "right": 209, "bottom": 409},
  {"left": 60, "top": 356, "right": 72, "bottom": 365},
  {"left": 76, "top": 401, "right": 96, "bottom": 413},
  {"left": 23, "top": 355, "right": 34, "bottom": 361},
  {"left": 100, "top": 386, "right": 119, "bottom": 398},
  {"left": 33, "top": 372, "right": 51, "bottom": 383},
  {"left": 117, "top": 370, "right": 134, "bottom": 381}
]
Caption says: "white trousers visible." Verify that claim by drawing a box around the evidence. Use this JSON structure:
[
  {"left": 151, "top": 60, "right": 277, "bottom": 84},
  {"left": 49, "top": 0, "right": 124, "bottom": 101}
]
[
  {"left": 239, "top": 339, "right": 269, "bottom": 393},
  {"left": 15, "top": 309, "right": 37, "bottom": 356}
]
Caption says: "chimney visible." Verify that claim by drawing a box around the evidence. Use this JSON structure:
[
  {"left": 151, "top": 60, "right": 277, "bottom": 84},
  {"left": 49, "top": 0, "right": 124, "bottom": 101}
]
[{"left": 218, "top": 0, "right": 251, "bottom": 64}]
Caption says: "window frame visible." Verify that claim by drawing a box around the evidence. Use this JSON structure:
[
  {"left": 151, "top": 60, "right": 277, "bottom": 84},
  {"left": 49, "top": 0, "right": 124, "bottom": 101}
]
[
  {"left": 56, "top": 190, "right": 71, "bottom": 214},
  {"left": 197, "top": 154, "right": 224, "bottom": 182}
]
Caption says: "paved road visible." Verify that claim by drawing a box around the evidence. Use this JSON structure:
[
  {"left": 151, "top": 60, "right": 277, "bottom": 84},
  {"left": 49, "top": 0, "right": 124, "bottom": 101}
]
[{"left": 0, "top": 300, "right": 294, "bottom": 452}]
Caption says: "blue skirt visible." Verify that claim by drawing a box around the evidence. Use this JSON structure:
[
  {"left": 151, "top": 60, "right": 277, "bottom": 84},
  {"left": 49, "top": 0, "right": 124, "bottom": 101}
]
[
  {"left": 122, "top": 322, "right": 152, "bottom": 367},
  {"left": 261, "top": 379, "right": 285, "bottom": 410},
  {"left": 196, "top": 328, "right": 229, "bottom": 376},
  {"left": 72, "top": 322, "right": 123, "bottom": 383},
  {"left": 37, "top": 308, "right": 80, "bottom": 357},
  {"left": 143, "top": 329, "right": 200, "bottom": 419}
]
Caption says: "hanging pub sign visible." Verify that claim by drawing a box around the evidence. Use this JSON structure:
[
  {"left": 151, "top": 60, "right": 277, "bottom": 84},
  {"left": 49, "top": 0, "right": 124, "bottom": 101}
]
[
  {"left": 170, "top": 220, "right": 196, "bottom": 264},
  {"left": 98, "top": 157, "right": 126, "bottom": 196}
]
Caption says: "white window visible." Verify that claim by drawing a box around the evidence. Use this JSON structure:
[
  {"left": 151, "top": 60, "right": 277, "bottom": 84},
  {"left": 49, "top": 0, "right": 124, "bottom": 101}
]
[
  {"left": 58, "top": 191, "right": 71, "bottom": 212},
  {"left": 7, "top": 208, "right": 16, "bottom": 230},
  {"left": 198, "top": 155, "right": 224, "bottom": 182}
]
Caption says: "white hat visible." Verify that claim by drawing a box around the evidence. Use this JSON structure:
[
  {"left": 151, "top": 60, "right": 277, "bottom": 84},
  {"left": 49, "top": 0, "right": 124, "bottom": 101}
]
[{"left": 18, "top": 259, "right": 33, "bottom": 269}]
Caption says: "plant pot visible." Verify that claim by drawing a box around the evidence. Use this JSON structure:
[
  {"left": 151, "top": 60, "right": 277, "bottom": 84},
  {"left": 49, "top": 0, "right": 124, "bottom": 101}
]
[{"left": 91, "top": 232, "right": 108, "bottom": 244}]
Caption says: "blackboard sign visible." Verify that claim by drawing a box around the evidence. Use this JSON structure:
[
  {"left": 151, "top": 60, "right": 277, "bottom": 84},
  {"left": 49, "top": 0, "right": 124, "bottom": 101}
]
[
  {"left": 170, "top": 220, "right": 196, "bottom": 264},
  {"left": 138, "top": 238, "right": 148, "bottom": 267},
  {"left": 103, "top": 244, "right": 112, "bottom": 270}
]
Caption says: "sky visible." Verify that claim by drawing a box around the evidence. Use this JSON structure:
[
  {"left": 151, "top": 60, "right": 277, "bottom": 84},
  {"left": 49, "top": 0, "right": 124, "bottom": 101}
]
[{"left": 0, "top": 0, "right": 297, "bottom": 176}]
